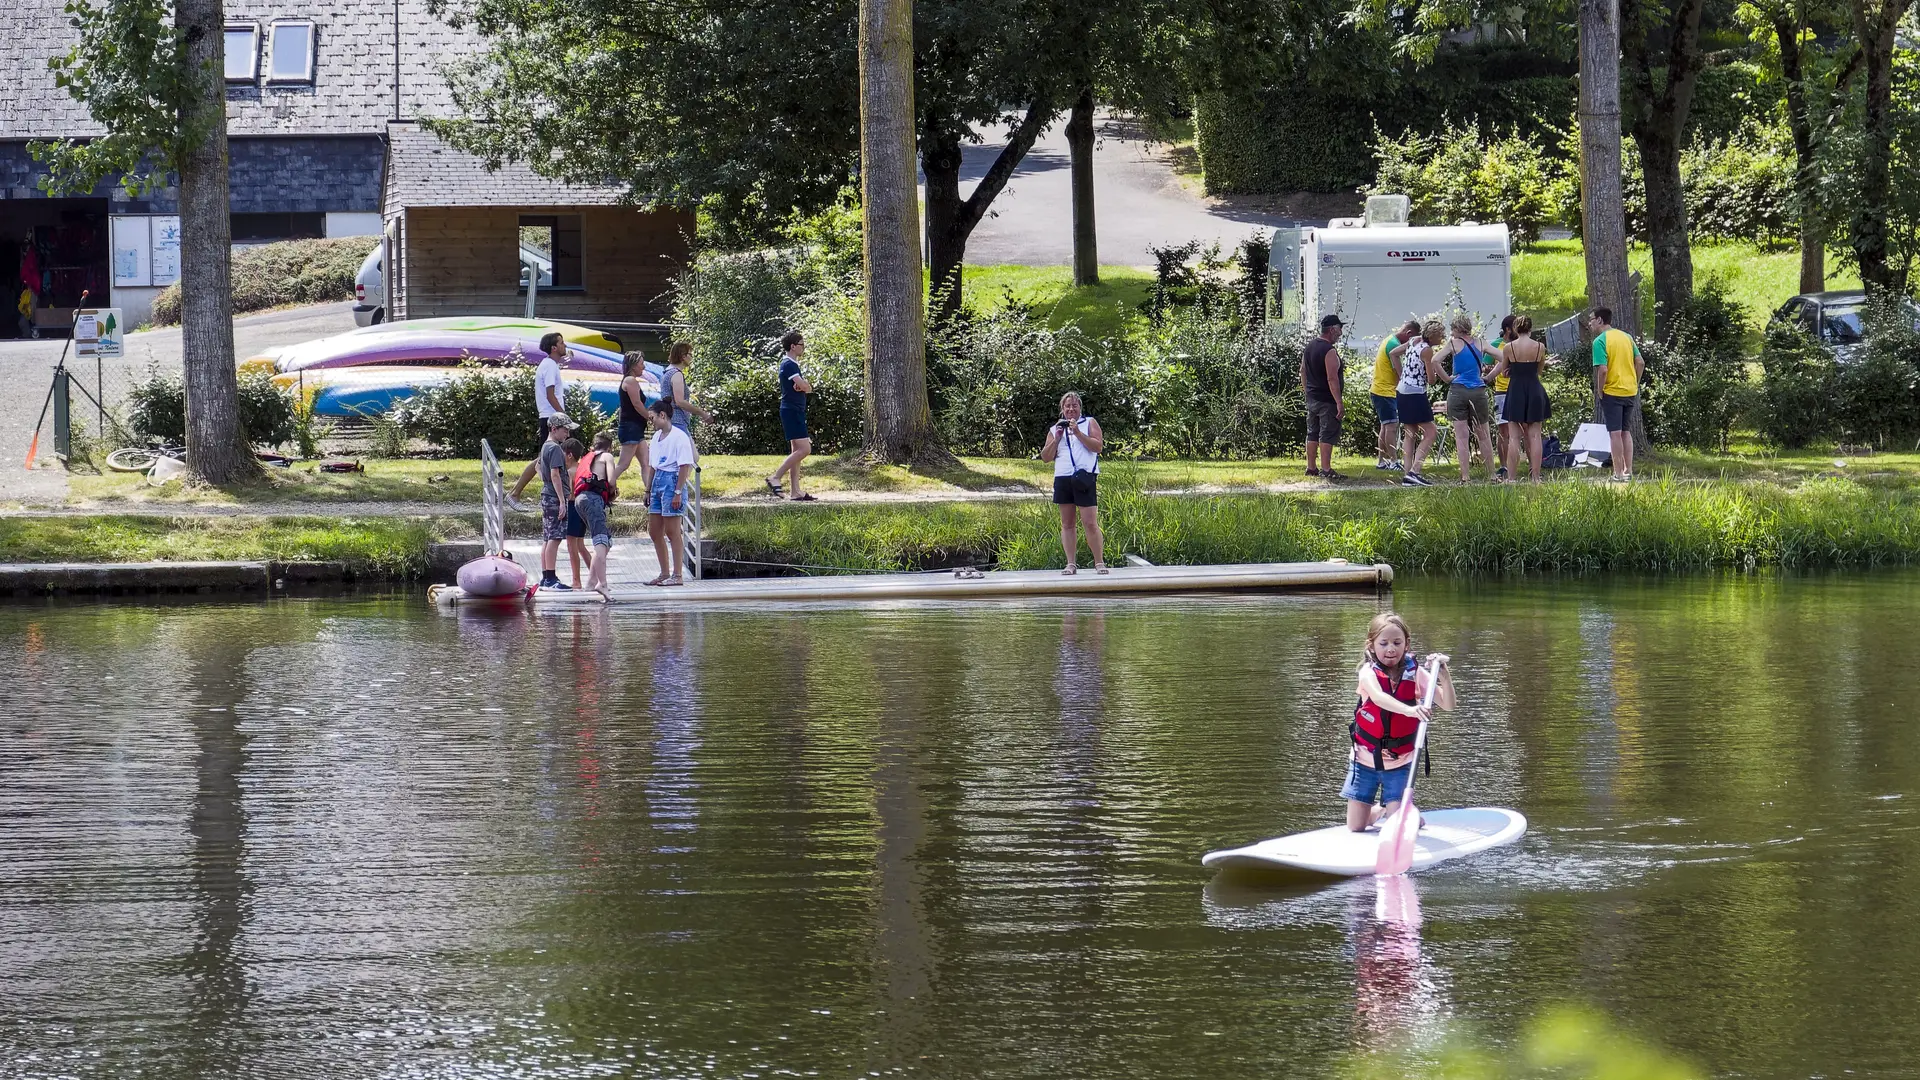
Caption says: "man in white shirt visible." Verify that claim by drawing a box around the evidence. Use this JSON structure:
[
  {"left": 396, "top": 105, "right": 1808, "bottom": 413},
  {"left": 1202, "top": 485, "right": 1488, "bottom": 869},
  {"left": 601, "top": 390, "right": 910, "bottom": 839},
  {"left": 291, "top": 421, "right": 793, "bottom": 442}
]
[{"left": 508, "top": 332, "right": 571, "bottom": 508}]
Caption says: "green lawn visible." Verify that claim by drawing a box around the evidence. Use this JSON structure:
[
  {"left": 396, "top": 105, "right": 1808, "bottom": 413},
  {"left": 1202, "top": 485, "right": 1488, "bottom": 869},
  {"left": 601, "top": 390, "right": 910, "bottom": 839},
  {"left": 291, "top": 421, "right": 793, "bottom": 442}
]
[
  {"left": 1512, "top": 240, "right": 1860, "bottom": 344},
  {"left": 963, "top": 265, "right": 1157, "bottom": 340}
]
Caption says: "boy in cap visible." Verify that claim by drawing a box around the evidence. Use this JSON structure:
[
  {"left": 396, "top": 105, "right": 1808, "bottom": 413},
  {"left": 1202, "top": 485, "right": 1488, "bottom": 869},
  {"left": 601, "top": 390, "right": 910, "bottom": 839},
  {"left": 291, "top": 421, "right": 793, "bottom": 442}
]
[{"left": 537, "top": 413, "right": 580, "bottom": 589}]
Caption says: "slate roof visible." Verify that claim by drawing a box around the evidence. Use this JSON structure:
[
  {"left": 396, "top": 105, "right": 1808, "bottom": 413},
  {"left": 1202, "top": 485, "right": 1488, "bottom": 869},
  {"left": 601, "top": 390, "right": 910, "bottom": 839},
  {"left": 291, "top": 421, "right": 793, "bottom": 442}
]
[
  {"left": 2, "top": 0, "right": 481, "bottom": 139},
  {"left": 384, "top": 123, "right": 627, "bottom": 208}
]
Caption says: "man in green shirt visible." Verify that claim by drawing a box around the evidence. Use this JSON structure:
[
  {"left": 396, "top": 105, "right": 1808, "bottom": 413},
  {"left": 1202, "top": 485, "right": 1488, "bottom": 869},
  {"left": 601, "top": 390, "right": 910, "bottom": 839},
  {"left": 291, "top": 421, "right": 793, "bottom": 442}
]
[{"left": 1588, "top": 307, "right": 1645, "bottom": 482}]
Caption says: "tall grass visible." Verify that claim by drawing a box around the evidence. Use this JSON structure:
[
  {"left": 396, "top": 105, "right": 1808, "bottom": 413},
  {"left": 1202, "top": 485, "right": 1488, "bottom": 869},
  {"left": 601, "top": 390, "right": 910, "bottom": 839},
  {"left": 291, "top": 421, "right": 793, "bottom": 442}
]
[{"left": 708, "top": 471, "right": 1920, "bottom": 574}]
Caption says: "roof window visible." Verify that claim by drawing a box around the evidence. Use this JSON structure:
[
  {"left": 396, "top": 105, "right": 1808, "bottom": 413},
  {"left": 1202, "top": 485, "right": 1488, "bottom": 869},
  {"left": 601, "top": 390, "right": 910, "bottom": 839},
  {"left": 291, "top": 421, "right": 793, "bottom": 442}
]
[
  {"left": 266, "top": 20, "right": 315, "bottom": 84},
  {"left": 224, "top": 24, "right": 259, "bottom": 82}
]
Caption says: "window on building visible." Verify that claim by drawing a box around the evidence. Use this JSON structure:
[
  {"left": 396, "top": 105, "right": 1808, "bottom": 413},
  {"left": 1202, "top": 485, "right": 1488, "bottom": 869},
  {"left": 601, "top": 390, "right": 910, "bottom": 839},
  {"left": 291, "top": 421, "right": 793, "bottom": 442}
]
[
  {"left": 224, "top": 24, "right": 259, "bottom": 82},
  {"left": 266, "top": 20, "right": 315, "bottom": 83},
  {"left": 231, "top": 212, "right": 326, "bottom": 244},
  {"left": 518, "top": 215, "right": 583, "bottom": 290}
]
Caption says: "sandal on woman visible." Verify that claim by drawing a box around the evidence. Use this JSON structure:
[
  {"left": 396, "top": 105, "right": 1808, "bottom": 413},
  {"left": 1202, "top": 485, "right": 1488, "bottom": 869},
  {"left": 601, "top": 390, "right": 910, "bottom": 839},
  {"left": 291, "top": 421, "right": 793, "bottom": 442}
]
[
  {"left": 792, "top": 493, "right": 817, "bottom": 502},
  {"left": 764, "top": 478, "right": 784, "bottom": 496},
  {"left": 1061, "top": 565, "right": 1078, "bottom": 576},
  {"left": 660, "top": 577, "right": 685, "bottom": 587},
  {"left": 1095, "top": 563, "right": 1109, "bottom": 574},
  {"left": 644, "top": 575, "right": 667, "bottom": 586}
]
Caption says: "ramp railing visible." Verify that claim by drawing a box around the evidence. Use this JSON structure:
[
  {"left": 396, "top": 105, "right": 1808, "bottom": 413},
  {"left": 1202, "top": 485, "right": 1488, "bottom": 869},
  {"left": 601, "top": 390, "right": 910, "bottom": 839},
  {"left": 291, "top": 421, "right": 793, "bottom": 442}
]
[
  {"left": 480, "top": 439, "right": 506, "bottom": 556},
  {"left": 683, "top": 465, "right": 703, "bottom": 580}
]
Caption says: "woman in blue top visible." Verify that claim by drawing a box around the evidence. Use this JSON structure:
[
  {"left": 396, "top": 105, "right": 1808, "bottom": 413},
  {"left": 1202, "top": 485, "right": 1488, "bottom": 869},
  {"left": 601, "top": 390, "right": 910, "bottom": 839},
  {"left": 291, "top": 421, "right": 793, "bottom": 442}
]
[
  {"left": 1434, "top": 315, "right": 1499, "bottom": 483},
  {"left": 764, "top": 330, "right": 816, "bottom": 502}
]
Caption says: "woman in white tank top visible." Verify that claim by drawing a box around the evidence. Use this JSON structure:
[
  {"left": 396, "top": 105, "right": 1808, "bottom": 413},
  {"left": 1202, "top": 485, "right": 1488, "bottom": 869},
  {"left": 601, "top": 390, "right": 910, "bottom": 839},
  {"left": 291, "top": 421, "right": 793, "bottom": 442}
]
[{"left": 1041, "top": 392, "right": 1107, "bottom": 574}]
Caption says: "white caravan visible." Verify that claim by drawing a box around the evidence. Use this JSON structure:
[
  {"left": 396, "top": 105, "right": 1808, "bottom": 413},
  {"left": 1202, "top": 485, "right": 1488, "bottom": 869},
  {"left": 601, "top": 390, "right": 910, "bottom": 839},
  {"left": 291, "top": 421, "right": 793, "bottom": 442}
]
[{"left": 1291, "top": 203, "right": 1512, "bottom": 349}]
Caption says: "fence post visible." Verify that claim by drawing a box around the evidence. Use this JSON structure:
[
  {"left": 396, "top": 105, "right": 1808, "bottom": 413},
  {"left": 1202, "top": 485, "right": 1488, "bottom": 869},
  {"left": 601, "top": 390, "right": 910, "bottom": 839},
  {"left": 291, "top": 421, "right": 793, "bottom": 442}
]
[{"left": 52, "top": 369, "right": 71, "bottom": 462}]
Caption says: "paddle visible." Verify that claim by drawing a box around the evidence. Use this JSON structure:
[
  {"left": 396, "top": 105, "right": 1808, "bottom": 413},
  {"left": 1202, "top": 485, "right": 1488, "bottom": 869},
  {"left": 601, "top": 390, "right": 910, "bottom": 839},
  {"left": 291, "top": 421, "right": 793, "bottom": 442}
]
[{"left": 1374, "top": 655, "right": 1444, "bottom": 877}]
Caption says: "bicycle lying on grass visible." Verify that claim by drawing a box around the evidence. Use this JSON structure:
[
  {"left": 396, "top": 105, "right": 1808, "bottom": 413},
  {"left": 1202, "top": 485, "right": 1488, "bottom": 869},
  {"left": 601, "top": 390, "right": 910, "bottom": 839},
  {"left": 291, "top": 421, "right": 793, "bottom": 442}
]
[{"left": 105, "top": 442, "right": 302, "bottom": 473}]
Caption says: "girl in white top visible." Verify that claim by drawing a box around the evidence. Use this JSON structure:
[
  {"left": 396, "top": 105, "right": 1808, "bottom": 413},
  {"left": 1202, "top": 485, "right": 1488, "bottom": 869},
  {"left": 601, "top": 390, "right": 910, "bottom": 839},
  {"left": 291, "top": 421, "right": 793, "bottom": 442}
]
[
  {"left": 1040, "top": 392, "right": 1107, "bottom": 575},
  {"left": 641, "top": 399, "right": 698, "bottom": 586}
]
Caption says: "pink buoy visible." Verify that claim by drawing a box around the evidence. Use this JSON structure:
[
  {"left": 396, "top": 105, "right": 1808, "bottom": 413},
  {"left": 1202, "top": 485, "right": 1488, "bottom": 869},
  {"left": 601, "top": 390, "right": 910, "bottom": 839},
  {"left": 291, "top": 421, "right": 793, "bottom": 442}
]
[{"left": 456, "top": 554, "right": 528, "bottom": 598}]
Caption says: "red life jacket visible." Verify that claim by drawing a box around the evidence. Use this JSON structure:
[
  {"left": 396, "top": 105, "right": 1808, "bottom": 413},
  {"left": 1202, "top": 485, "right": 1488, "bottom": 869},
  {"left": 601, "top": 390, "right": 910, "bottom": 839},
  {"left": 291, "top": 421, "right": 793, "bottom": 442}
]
[
  {"left": 573, "top": 451, "right": 617, "bottom": 503},
  {"left": 1352, "top": 653, "right": 1421, "bottom": 770}
]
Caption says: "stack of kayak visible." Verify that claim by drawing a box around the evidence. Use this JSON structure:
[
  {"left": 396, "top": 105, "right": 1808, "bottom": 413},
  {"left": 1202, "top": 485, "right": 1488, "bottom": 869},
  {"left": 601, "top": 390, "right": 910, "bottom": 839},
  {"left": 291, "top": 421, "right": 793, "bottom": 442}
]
[{"left": 241, "top": 317, "right": 664, "bottom": 418}]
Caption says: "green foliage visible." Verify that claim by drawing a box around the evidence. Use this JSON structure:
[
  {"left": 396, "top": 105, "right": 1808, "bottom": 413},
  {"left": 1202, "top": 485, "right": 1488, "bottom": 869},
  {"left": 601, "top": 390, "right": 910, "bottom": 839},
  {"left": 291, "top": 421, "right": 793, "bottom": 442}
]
[
  {"left": 708, "top": 472, "right": 1920, "bottom": 573},
  {"left": 1370, "top": 123, "right": 1568, "bottom": 244},
  {"left": 125, "top": 367, "right": 296, "bottom": 448},
  {"left": 0, "top": 515, "right": 441, "bottom": 577},
  {"left": 1757, "top": 322, "right": 1837, "bottom": 447},
  {"left": 1195, "top": 50, "right": 1577, "bottom": 194},
  {"left": 149, "top": 237, "right": 379, "bottom": 326},
  {"left": 1643, "top": 278, "right": 1757, "bottom": 450},
  {"left": 1835, "top": 297, "right": 1920, "bottom": 446},
  {"left": 697, "top": 277, "right": 867, "bottom": 455},
  {"left": 1348, "top": 1005, "right": 1703, "bottom": 1080},
  {"left": 396, "top": 365, "right": 609, "bottom": 458},
  {"left": 1137, "top": 312, "right": 1308, "bottom": 459},
  {"left": 29, "top": 0, "right": 209, "bottom": 195},
  {"left": 1681, "top": 127, "right": 1797, "bottom": 247},
  {"left": 930, "top": 304, "right": 1143, "bottom": 457}
]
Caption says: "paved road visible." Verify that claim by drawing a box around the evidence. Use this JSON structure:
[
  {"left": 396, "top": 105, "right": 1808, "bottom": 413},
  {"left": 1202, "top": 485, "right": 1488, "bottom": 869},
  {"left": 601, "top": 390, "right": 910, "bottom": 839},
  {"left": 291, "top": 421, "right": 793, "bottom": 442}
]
[
  {"left": 0, "top": 302, "right": 357, "bottom": 502},
  {"left": 946, "top": 114, "right": 1302, "bottom": 267}
]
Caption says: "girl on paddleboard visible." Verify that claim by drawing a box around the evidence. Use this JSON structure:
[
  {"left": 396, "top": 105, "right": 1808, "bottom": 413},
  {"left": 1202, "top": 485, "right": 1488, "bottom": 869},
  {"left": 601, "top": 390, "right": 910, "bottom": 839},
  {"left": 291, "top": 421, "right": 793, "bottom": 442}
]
[{"left": 1345, "top": 613, "right": 1453, "bottom": 832}]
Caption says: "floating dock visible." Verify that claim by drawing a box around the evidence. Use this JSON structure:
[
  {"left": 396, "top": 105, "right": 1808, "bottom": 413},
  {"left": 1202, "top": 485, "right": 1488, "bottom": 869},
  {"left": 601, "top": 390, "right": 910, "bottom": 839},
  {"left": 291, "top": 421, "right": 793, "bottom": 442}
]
[{"left": 429, "top": 559, "right": 1393, "bottom": 608}]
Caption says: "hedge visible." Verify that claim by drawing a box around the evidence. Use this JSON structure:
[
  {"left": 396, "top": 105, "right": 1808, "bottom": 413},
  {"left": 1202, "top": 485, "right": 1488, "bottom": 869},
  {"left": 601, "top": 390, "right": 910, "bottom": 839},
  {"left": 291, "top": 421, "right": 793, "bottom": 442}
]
[{"left": 149, "top": 235, "right": 378, "bottom": 326}]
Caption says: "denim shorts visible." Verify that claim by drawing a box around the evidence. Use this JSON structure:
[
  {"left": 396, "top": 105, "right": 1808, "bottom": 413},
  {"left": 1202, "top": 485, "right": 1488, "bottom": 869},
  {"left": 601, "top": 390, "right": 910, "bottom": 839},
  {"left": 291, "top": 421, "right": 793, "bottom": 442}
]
[
  {"left": 575, "top": 491, "right": 612, "bottom": 547},
  {"left": 1370, "top": 393, "right": 1399, "bottom": 423},
  {"left": 618, "top": 418, "right": 647, "bottom": 446},
  {"left": 1341, "top": 758, "right": 1413, "bottom": 805},
  {"left": 648, "top": 468, "right": 683, "bottom": 517}
]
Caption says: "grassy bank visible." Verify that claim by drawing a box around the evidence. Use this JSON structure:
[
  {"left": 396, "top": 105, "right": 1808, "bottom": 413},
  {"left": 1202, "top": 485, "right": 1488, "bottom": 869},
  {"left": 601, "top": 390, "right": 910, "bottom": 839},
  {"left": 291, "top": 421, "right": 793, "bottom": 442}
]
[
  {"left": 150, "top": 236, "right": 379, "bottom": 326},
  {"left": 0, "top": 515, "right": 460, "bottom": 575},
  {"left": 965, "top": 265, "right": 1157, "bottom": 339},
  {"left": 709, "top": 474, "right": 1920, "bottom": 573}
]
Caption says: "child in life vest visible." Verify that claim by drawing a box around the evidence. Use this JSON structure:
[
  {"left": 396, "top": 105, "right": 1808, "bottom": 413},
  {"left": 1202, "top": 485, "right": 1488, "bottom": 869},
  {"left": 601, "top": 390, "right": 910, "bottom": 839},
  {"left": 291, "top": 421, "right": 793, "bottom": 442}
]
[{"left": 1345, "top": 613, "right": 1454, "bottom": 832}]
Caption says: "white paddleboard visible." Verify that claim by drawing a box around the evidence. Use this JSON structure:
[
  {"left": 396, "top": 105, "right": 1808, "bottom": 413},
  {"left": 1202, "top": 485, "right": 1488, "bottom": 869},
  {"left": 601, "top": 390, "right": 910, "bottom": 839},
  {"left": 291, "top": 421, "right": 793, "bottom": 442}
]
[{"left": 1202, "top": 807, "right": 1527, "bottom": 877}]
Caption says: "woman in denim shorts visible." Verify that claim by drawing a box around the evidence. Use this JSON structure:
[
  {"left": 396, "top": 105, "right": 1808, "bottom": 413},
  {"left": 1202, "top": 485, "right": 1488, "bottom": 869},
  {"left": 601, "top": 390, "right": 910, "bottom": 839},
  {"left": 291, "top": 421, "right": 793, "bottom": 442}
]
[{"left": 642, "top": 398, "right": 698, "bottom": 586}]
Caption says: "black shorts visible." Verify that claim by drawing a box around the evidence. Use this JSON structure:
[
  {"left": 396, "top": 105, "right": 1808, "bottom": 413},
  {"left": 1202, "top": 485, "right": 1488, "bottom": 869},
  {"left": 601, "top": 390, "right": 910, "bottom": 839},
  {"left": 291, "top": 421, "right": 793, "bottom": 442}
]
[
  {"left": 1053, "top": 471, "right": 1098, "bottom": 507},
  {"left": 1600, "top": 393, "right": 1638, "bottom": 432}
]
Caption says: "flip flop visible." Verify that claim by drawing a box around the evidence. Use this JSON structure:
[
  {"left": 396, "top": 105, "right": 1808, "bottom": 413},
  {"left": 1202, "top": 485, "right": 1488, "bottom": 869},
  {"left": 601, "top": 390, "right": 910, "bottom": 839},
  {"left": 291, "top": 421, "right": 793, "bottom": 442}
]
[
  {"left": 660, "top": 577, "right": 685, "bottom": 587},
  {"left": 792, "top": 493, "right": 817, "bottom": 502}
]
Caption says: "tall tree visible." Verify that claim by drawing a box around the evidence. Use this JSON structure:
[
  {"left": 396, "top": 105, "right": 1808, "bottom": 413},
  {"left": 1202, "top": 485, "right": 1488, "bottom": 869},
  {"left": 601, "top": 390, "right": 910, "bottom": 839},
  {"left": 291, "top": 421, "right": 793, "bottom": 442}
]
[
  {"left": 34, "top": 0, "right": 257, "bottom": 484},
  {"left": 1066, "top": 88, "right": 1099, "bottom": 287},
  {"left": 1621, "top": 0, "right": 1707, "bottom": 341},
  {"left": 1580, "top": 0, "right": 1637, "bottom": 337},
  {"left": 1744, "top": 0, "right": 1859, "bottom": 293},
  {"left": 1846, "top": 0, "right": 1915, "bottom": 291},
  {"left": 860, "top": 0, "right": 941, "bottom": 463}
]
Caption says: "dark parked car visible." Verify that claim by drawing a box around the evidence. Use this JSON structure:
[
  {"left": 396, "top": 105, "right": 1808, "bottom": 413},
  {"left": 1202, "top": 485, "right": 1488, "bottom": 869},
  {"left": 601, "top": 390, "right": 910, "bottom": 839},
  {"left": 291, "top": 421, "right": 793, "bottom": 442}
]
[{"left": 1769, "top": 289, "right": 1920, "bottom": 359}]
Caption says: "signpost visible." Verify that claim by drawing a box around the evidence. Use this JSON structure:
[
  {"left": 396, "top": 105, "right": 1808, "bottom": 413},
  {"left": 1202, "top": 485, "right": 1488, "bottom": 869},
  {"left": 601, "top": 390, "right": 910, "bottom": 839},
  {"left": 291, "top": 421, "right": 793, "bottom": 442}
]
[{"left": 74, "top": 307, "right": 122, "bottom": 437}]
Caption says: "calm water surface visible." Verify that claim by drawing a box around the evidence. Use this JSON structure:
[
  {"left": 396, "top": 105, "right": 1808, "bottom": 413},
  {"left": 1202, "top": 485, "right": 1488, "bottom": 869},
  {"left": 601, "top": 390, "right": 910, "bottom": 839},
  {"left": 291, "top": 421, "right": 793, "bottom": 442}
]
[{"left": 3, "top": 575, "right": 1919, "bottom": 1079}]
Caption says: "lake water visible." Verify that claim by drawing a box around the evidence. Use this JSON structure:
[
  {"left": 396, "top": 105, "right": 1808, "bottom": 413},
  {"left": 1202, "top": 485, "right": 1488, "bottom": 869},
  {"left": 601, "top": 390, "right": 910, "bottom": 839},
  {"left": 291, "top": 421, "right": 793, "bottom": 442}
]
[{"left": 4, "top": 575, "right": 1919, "bottom": 1079}]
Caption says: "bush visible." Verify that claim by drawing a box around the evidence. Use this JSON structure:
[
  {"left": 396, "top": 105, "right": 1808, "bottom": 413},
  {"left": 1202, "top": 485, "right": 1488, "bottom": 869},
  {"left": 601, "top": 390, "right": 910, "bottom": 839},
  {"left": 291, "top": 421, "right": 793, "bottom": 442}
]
[
  {"left": 931, "top": 304, "right": 1144, "bottom": 457},
  {"left": 1757, "top": 323, "right": 1837, "bottom": 448},
  {"left": 397, "top": 365, "right": 609, "bottom": 457},
  {"left": 1642, "top": 279, "right": 1755, "bottom": 451},
  {"left": 697, "top": 275, "right": 867, "bottom": 454},
  {"left": 1137, "top": 311, "right": 1307, "bottom": 459},
  {"left": 1681, "top": 128, "right": 1797, "bottom": 247},
  {"left": 124, "top": 366, "right": 297, "bottom": 448},
  {"left": 150, "top": 236, "right": 378, "bottom": 326},
  {"left": 1370, "top": 123, "right": 1568, "bottom": 245},
  {"left": 1836, "top": 297, "right": 1920, "bottom": 446}
]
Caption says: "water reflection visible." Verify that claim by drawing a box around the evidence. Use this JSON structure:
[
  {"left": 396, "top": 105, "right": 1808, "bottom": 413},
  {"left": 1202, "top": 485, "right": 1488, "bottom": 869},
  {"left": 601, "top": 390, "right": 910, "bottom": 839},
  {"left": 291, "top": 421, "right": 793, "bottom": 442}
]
[{"left": 7, "top": 576, "right": 1920, "bottom": 1078}]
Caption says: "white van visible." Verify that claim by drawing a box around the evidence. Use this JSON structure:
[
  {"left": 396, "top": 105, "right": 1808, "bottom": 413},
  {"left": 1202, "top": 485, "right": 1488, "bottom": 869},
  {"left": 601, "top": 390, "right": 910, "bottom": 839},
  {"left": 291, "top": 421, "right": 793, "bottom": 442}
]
[{"left": 353, "top": 240, "right": 385, "bottom": 327}]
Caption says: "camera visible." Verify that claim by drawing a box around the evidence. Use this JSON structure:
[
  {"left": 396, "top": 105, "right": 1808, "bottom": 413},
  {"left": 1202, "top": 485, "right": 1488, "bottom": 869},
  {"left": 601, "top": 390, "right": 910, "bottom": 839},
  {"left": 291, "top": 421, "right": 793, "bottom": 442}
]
[{"left": 1056, "top": 419, "right": 1071, "bottom": 429}]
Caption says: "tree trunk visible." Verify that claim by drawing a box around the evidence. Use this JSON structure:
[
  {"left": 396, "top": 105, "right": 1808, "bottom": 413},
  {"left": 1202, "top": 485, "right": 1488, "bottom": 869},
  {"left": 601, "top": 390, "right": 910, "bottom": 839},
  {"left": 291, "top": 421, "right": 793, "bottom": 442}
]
[
  {"left": 1621, "top": 0, "right": 1705, "bottom": 342},
  {"left": 1773, "top": 13, "right": 1826, "bottom": 294},
  {"left": 177, "top": 0, "right": 256, "bottom": 485},
  {"left": 921, "top": 100, "right": 1054, "bottom": 325},
  {"left": 1579, "top": 0, "right": 1635, "bottom": 335},
  {"left": 858, "top": 0, "right": 942, "bottom": 465},
  {"left": 1848, "top": 0, "right": 1911, "bottom": 293},
  {"left": 1638, "top": 131, "right": 1692, "bottom": 340},
  {"left": 1067, "top": 88, "right": 1098, "bottom": 287}
]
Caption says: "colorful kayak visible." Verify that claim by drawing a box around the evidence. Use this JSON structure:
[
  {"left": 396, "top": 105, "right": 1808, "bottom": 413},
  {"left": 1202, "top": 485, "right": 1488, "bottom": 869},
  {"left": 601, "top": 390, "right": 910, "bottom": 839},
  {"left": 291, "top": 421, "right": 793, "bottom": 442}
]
[
  {"left": 343, "top": 317, "right": 625, "bottom": 354},
  {"left": 274, "top": 365, "right": 652, "bottom": 418},
  {"left": 1201, "top": 807, "right": 1527, "bottom": 878},
  {"left": 262, "top": 331, "right": 627, "bottom": 374}
]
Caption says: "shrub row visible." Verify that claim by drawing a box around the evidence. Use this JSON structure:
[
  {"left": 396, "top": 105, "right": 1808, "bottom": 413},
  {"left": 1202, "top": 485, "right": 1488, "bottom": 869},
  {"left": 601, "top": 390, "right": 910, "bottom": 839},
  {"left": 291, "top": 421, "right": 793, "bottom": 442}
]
[{"left": 150, "top": 236, "right": 378, "bottom": 326}]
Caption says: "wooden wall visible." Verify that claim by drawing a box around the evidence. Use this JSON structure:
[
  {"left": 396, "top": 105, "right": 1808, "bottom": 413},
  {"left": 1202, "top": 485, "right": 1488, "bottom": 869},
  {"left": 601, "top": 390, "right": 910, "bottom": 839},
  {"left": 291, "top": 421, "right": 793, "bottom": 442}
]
[{"left": 396, "top": 205, "right": 693, "bottom": 321}]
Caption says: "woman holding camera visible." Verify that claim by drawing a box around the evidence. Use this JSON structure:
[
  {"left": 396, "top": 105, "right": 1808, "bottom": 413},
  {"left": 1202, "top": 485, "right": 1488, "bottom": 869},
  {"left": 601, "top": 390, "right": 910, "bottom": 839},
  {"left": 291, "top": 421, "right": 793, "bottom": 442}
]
[{"left": 1041, "top": 392, "right": 1107, "bottom": 574}]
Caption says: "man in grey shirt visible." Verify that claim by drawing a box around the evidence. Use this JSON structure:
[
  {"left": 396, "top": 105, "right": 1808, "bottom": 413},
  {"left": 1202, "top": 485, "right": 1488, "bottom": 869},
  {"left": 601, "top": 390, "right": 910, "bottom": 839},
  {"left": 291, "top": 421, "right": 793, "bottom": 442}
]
[{"left": 536, "top": 413, "right": 579, "bottom": 589}]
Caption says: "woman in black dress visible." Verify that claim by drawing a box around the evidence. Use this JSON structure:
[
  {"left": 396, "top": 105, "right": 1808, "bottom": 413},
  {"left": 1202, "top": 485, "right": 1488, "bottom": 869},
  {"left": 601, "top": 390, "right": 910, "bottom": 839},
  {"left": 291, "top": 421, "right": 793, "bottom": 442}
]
[{"left": 1490, "top": 314, "right": 1552, "bottom": 482}]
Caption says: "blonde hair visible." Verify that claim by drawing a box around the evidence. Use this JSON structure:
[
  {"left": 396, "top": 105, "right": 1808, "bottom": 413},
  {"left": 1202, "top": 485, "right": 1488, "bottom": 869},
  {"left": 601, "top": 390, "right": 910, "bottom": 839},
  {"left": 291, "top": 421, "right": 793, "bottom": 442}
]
[
  {"left": 1364, "top": 612, "right": 1413, "bottom": 664},
  {"left": 1421, "top": 320, "right": 1445, "bottom": 344},
  {"left": 1450, "top": 314, "right": 1474, "bottom": 335}
]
